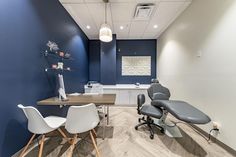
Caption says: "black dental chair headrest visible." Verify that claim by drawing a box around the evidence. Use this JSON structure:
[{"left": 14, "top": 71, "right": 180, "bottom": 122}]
[{"left": 147, "top": 83, "right": 171, "bottom": 100}]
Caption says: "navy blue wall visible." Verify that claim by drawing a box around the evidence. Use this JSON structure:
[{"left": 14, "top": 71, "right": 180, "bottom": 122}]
[
  {"left": 100, "top": 35, "right": 117, "bottom": 85},
  {"left": 89, "top": 40, "right": 100, "bottom": 82},
  {"left": 116, "top": 40, "right": 156, "bottom": 84},
  {"left": 0, "top": 0, "right": 89, "bottom": 156},
  {"left": 88, "top": 39, "right": 156, "bottom": 84}
]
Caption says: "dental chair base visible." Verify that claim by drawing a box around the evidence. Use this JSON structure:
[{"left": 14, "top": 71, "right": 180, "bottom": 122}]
[
  {"left": 153, "top": 109, "right": 183, "bottom": 137},
  {"left": 135, "top": 114, "right": 165, "bottom": 139},
  {"left": 146, "top": 82, "right": 211, "bottom": 138}
]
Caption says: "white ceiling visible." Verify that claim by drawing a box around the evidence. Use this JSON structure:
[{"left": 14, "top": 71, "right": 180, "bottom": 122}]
[{"left": 59, "top": 0, "right": 192, "bottom": 39}]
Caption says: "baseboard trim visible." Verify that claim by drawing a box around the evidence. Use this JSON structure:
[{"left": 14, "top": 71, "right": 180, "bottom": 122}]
[{"left": 190, "top": 124, "right": 236, "bottom": 156}]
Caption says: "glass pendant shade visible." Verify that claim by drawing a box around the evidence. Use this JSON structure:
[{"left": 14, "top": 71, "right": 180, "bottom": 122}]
[{"left": 99, "top": 23, "right": 112, "bottom": 42}]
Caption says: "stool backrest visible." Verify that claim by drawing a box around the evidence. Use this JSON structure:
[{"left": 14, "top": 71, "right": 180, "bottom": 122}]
[
  {"left": 65, "top": 103, "right": 99, "bottom": 134},
  {"left": 137, "top": 94, "right": 145, "bottom": 115}
]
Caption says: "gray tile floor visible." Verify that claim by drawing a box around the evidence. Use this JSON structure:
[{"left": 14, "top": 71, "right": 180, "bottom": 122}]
[{"left": 24, "top": 107, "right": 234, "bottom": 157}]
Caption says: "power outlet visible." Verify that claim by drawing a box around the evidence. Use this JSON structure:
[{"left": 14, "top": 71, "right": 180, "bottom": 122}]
[
  {"left": 211, "top": 121, "right": 220, "bottom": 138},
  {"left": 212, "top": 121, "right": 220, "bottom": 130}
]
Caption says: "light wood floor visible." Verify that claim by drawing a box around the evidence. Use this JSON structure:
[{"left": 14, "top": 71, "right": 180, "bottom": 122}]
[{"left": 24, "top": 107, "right": 233, "bottom": 157}]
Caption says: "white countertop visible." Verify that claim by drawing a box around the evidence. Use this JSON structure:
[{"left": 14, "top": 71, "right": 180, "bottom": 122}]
[{"left": 85, "top": 84, "right": 150, "bottom": 90}]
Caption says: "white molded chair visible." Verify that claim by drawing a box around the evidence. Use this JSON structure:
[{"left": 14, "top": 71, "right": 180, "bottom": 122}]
[
  {"left": 18, "top": 104, "right": 67, "bottom": 157},
  {"left": 65, "top": 103, "right": 100, "bottom": 157}
]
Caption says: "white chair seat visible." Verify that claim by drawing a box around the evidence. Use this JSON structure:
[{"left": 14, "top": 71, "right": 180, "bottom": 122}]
[{"left": 44, "top": 116, "right": 66, "bottom": 129}]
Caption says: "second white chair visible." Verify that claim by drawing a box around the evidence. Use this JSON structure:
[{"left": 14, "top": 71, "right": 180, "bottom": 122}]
[{"left": 65, "top": 103, "right": 100, "bottom": 157}]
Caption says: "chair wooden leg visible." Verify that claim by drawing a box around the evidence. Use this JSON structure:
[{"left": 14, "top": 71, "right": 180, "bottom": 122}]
[
  {"left": 89, "top": 131, "right": 100, "bottom": 157},
  {"left": 68, "top": 134, "right": 77, "bottom": 157},
  {"left": 38, "top": 135, "right": 45, "bottom": 157},
  {"left": 57, "top": 128, "right": 67, "bottom": 138},
  {"left": 92, "top": 129, "right": 97, "bottom": 138},
  {"left": 19, "top": 134, "right": 36, "bottom": 157},
  {"left": 58, "top": 128, "right": 74, "bottom": 145}
]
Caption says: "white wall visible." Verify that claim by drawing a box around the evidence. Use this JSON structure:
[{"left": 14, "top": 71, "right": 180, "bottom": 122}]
[{"left": 157, "top": 0, "right": 236, "bottom": 150}]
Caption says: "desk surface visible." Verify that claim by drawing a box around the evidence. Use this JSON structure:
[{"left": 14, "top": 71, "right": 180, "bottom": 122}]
[{"left": 37, "top": 94, "right": 116, "bottom": 106}]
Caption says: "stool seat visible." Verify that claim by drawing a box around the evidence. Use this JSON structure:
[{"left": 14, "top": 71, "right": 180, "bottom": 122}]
[{"left": 140, "top": 105, "right": 163, "bottom": 119}]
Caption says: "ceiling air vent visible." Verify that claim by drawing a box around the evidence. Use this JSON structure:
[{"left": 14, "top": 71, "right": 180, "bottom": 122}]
[{"left": 134, "top": 3, "right": 155, "bottom": 20}]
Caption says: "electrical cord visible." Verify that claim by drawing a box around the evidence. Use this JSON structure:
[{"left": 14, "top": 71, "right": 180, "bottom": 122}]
[{"left": 207, "top": 128, "right": 219, "bottom": 141}]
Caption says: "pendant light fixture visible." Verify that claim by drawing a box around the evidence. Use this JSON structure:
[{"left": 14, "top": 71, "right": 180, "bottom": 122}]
[{"left": 99, "top": 0, "right": 112, "bottom": 42}]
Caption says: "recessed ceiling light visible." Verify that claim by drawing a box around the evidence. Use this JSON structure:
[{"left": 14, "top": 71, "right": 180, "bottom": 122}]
[
  {"left": 120, "top": 26, "right": 124, "bottom": 30},
  {"left": 86, "top": 25, "right": 91, "bottom": 29},
  {"left": 153, "top": 25, "right": 158, "bottom": 29}
]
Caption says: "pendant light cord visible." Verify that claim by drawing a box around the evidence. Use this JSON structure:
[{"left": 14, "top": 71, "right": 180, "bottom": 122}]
[{"left": 105, "top": 3, "right": 107, "bottom": 24}]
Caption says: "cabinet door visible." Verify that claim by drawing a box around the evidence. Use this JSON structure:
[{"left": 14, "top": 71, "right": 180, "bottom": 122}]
[
  {"left": 117, "top": 90, "right": 130, "bottom": 105},
  {"left": 129, "top": 90, "right": 142, "bottom": 105}
]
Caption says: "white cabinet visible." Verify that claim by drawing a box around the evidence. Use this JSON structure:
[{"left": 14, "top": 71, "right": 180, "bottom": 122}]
[
  {"left": 85, "top": 84, "right": 151, "bottom": 106},
  {"left": 102, "top": 85, "right": 151, "bottom": 106},
  {"left": 129, "top": 90, "right": 141, "bottom": 105},
  {"left": 129, "top": 89, "right": 151, "bottom": 105},
  {"left": 117, "top": 90, "right": 130, "bottom": 105}
]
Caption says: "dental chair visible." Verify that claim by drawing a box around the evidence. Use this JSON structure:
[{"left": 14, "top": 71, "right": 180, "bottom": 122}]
[
  {"left": 148, "top": 83, "right": 211, "bottom": 125},
  {"left": 135, "top": 82, "right": 211, "bottom": 138}
]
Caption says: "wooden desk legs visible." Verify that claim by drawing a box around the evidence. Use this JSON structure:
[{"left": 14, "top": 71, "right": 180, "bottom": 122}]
[
  {"left": 102, "top": 105, "right": 111, "bottom": 139},
  {"left": 107, "top": 106, "right": 109, "bottom": 125}
]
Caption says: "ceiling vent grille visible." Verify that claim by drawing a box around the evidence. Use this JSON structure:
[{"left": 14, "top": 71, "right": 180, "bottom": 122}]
[{"left": 134, "top": 3, "right": 155, "bottom": 20}]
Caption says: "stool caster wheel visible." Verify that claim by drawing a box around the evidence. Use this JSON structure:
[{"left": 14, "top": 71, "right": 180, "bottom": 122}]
[
  {"left": 160, "top": 128, "right": 165, "bottom": 134},
  {"left": 135, "top": 126, "right": 138, "bottom": 130},
  {"left": 138, "top": 118, "right": 141, "bottom": 123},
  {"left": 150, "top": 134, "right": 154, "bottom": 139}
]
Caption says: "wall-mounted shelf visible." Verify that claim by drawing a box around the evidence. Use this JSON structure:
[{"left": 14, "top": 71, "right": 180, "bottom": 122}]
[{"left": 43, "top": 50, "right": 73, "bottom": 60}]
